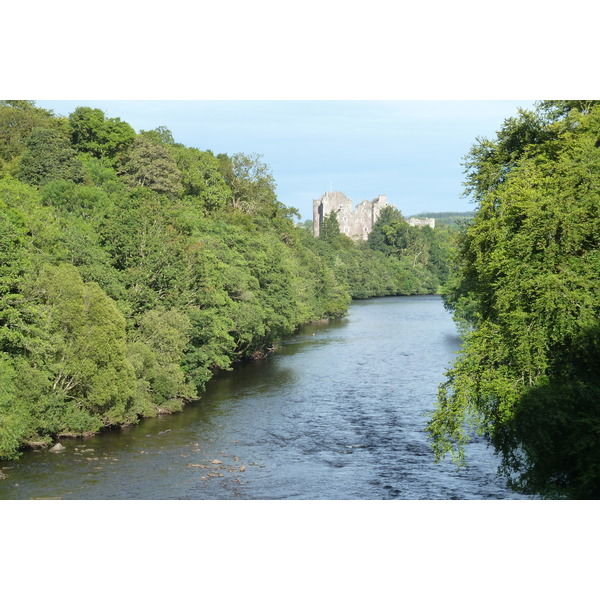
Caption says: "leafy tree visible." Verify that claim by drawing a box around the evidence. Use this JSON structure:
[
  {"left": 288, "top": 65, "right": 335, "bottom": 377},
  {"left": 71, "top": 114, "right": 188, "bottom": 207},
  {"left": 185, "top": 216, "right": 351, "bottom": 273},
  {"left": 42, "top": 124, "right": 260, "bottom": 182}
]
[
  {"left": 69, "top": 106, "right": 136, "bottom": 163},
  {"left": 128, "top": 308, "right": 195, "bottom": 410},
  {"left": 100, "top": 189, "right": 192, "bottom": 312},
  {"left": 170, "top": 144, "right": 231, "bottom": 211},
  {"left": 320, "top": 210, "right": 342, "bottom": 244},
  {"left": 0, "top": 199, "right": 32, "bottom": 354},
  {"left": 140, "top": 126, "right": 175, "bottom": 145},
  {"left": 118, "top": 135, "right": 184, "bottom": 199},
  {"left": 69, "top": 107, "right": 105, "bottom": 155},
  {"left": 219, "top": 152, "right": 277, "bottom": 214},
  {"left": 428, "top": 101, "right": 600, "bottom": 498},
  {"left": 0, "top": 354, "right": 30, "bottom": 459},
  {"left": 82, "top": 157, "right": 125, "bottom": 194},
  {"left": 497, "top": 324, "right": 600, "bottom": 499},
  {"left": 367, "top": 205, "right": 404, "bottom": 254},
  {"left": 0, "top": 101, "right": 58, "bottom": 174},
  {"left": 18, "top": 128, "right": 85, "bottom": 186},
  {"left": 31, "top": 263, "right": 139, "bottom": 426},
  {"left": 99, "top": 117, "right": 137, "bottom": 159}
]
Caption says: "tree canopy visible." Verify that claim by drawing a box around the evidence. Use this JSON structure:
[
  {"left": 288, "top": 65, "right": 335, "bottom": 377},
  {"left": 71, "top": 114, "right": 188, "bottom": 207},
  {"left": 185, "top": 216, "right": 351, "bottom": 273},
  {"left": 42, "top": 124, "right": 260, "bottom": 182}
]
[
  {"left": 428, "top": 101, "right": 600, "bottom": 499},
  {"left": 0, "top": 101, "right": 449, "bottom": 460}
]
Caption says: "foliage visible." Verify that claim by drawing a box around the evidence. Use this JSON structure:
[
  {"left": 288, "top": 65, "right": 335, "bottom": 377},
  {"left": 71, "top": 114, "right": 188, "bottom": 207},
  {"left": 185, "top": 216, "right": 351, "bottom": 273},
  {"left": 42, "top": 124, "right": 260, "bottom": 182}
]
[
  {"left": 428, "top": 101, "right": 600, "bottom": 499},
  {"left": 139, "top": 126, "right": 175, "bottom": 145},
  {"left": 170, "top": 144, "right": 231, "bottom": 212},
  {"left": 218, "top": 152, "right": 278, "bottom": 215},
  {"left": 69, "top": 106, "right": 136, "bottom": 164},
  {"left": 0, "top": 101, "right": 58, "bottom": 175},
  {"left": 319, "top": 210, "right": 343, "bottom": 245},
  {"left": 18, "top": 128, "right": 86, "bottom": 186},
  {"left": 128, "top": 308, "right": 195, "bottom": 410},
  {"left": 118, "top": 135, "right": 184, "bottom": 199},
  {"left": 0, "top": 101, "right": 452, "bottom": 461}
]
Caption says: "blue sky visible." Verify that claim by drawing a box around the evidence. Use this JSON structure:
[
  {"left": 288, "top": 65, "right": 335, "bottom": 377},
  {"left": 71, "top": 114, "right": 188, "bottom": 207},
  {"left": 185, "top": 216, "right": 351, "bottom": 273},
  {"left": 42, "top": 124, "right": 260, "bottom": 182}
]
[{"left": 36, "top": 100, "right": 536, "bottom": 221}]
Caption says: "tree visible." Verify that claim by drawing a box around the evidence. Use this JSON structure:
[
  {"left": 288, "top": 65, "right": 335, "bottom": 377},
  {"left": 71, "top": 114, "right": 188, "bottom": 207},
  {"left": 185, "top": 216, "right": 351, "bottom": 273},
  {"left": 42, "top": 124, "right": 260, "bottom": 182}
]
[
  {"left": 139, "top": 126, "right": 175, "bottom": 145},
  {"left": 320, "top": 210, "right": 342, "bottom": 244},
  {"left": 118, "top": 135, "right": 183, "bottom": 199},
  {"left": 0, "top": 101, "right": 57, "bottom": 174},
  {"left": 127, "top": 308, "right": 195, "bottom": 409},
  {"left": 170, "top": 144, "right": 231, "bottom": 211},
  {"left": 32, "top": 263, "right": 139, "bottom": 426},
  {"left": 18, "top": 128, "right": 85, "bottom": 186},
  {"left": 367, "top": 205, "right": 404, "bottom": 254},
  {"left": 428, "top": 101, "right": 600, "bottom": 498},
  {"left": 0, "top": 199, "right": 31, "bottom": 355},
  {"left": 461, "top": 107, "right": 554, "bottom": 204},
  {"left": 69, "top": 106, "right": 136, "bottom": 163},
  {"left": 69, "top": 107, "right": 105, "bottom": 156},
  {"left": 219, "top": 152, "right": 277, "bottom": 214}
]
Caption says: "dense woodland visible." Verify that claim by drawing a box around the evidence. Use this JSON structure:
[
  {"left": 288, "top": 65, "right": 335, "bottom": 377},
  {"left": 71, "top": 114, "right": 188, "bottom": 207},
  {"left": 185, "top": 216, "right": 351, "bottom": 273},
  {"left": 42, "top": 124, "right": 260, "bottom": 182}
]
[
  {"left": 0, "top": 100, "right": 452, "bottom": 460},
  {"left": 428, "top": 100, "right": 600, "bottom": 499}
]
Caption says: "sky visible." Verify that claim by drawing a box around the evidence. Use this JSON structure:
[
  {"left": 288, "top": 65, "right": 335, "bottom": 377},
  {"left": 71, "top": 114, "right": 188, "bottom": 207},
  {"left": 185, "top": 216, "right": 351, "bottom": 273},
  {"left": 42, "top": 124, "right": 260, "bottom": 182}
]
[{"left": 36, "top": 99, "right": 536, "bottom": 221}]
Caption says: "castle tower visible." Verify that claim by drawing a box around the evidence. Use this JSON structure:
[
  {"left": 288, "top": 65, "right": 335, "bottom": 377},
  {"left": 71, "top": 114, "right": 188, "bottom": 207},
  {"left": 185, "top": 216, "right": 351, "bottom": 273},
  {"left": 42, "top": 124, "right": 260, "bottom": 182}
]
[{"left": 313, "top": 191, "right": 352, "bottom": 237}]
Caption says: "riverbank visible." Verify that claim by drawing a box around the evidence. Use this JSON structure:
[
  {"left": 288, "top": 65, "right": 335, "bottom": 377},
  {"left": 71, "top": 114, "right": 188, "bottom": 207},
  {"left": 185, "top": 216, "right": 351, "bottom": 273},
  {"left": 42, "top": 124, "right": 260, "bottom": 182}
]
[{"left": 0, "top": 296, "right": 523, "bottom": 500}]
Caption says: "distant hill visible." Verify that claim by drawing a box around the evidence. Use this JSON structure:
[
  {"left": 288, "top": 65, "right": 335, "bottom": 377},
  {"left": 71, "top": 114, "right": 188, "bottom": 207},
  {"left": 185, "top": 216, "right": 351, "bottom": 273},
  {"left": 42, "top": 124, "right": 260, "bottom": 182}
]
[{"left": 409, "top": 211, "right": 475, "bottom": 228}]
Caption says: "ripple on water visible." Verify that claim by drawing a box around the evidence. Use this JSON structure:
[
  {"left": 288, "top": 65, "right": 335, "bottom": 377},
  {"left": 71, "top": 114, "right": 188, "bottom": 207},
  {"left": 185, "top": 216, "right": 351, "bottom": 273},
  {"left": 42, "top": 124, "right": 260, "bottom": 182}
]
[{"left": 0, "top": 297, "right": 528, "bottom": 500}]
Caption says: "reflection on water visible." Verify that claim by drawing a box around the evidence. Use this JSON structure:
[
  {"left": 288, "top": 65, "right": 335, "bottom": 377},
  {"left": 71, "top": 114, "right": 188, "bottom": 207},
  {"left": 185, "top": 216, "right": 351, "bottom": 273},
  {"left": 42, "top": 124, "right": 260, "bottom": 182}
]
[{"left": 0, "top": 295, "right": 527, "bottom": 500}]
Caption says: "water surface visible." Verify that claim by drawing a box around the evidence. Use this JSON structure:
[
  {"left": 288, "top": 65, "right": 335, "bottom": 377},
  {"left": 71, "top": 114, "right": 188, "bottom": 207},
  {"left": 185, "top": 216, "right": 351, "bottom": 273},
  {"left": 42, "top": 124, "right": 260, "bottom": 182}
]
[{"left": 0, "top": 296, "right": 526, "bottom": 499}]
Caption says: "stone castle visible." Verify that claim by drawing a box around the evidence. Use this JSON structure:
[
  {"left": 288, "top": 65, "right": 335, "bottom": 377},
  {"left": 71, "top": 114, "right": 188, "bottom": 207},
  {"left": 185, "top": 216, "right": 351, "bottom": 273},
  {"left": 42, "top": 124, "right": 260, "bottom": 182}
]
[
  {"left": 313, "top": 191, "right": 434, "bottom": 241},
  {"left": 406, "top": 216, "right": 436, "bottom": 228}
]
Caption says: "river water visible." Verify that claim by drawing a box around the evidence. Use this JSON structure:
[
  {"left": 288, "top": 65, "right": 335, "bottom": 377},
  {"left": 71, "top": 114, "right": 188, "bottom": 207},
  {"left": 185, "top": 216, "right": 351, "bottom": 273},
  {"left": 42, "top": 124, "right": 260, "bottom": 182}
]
[{"left": 0, "top": 295, "right": 527, "bottom": 500}]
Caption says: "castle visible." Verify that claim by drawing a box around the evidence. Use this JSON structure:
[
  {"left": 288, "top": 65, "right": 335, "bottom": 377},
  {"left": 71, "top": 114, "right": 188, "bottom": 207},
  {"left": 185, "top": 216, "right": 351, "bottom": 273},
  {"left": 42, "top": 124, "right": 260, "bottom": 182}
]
[
  {"left": 312, "top": 191, "right": 434, "bottom": 240},
  {"left": 406, "top": 216, "right": 436, "bottom": 228}
]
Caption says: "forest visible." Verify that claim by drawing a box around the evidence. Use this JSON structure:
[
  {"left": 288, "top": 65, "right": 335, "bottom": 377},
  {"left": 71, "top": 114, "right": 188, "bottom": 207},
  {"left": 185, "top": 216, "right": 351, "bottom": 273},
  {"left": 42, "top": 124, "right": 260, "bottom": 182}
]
[
  {"left": 0, "top": 100, "right": 452, "bottom": 460},
  {"left": 428, "top": 100, "right": 600, "bottom": 499}
]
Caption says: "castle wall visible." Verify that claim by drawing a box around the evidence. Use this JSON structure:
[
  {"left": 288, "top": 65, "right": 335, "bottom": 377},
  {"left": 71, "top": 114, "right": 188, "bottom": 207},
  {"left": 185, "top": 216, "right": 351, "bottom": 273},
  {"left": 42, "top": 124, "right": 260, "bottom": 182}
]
[
  {"left": 313, "top": 191, "right": 434, "bottom": 240},
  {"left": 406, "top": 217, "right": 435, "bottom": 229},
  {"left": 313, "top": 191, "right": 388, "bottom": 241}
]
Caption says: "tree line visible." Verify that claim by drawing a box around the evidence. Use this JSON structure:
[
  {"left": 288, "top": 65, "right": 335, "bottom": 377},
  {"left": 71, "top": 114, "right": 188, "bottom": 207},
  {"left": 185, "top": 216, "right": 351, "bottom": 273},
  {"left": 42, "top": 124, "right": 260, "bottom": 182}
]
[
  {"left": 427, "top": 101, "right": 600, "bottom": 499},
  {"left": 316, "top": 206, "right": 453, "bottom": 297},
  {"left": 0, "top": 101, "right": 453, "bottom": 459}
]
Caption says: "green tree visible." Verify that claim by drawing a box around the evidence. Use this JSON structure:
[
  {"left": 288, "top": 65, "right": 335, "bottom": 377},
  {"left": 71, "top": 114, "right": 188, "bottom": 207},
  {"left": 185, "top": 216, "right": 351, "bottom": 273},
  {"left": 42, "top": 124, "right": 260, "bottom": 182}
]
[
  {"left": 32, "top": 263, "right": 139, "bottom": 427},
  {"left": 219, "top": 152, "right": 277, "bottom": 214},
  {"left": 320, "top": 210, "right": 342, "bottom": 244},
  {"left": 367, "top": 205, "right": 404, "bottom": 254},
  {"left": 170, "top": 145, "right": 231, "bottom": 211},
  {"left": 428, "top": 101, "right": 600, "bottom": 498},
  {"left": 0, "top": 354, "right": 30, "bottom": 459},
  {"left": 0, "top": 199, "right": 32, "bottom": 355},
  {"left": 69, "top": 106, "right": 136, "bottom": 163},
  {"left": 128, "top": 308, "right": 195, "bottom": 410},
  {"left": 0, "top": 101, "right": 58, "bottom": 174},
  {"left": 18, "top": 128, "right": 85, "bottom": 186},
  {"left": 118, "top": 135, "right": 184, "bottom": 199},
  {"left": 139, "top": 126, "right": 175, "bottom": 145}
]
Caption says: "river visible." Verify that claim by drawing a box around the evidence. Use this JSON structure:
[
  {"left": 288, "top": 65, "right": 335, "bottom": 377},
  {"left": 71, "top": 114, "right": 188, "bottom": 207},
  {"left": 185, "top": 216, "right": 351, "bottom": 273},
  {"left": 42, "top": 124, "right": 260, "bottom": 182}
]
[{"left": 0, "top": 295, "right": 527, "bottom": 500}]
